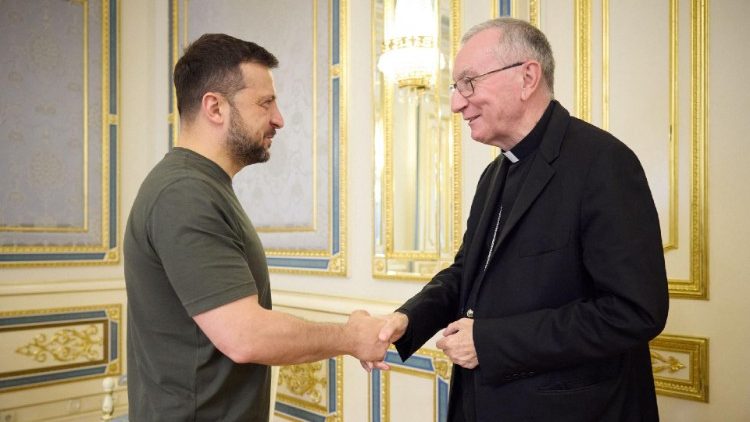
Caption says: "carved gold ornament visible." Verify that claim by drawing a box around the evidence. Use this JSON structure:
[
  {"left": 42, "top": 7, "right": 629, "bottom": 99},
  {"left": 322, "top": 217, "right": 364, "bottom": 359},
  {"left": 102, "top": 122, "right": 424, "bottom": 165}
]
[
  {"left": 651, "top": 350, "right": 687, "bottom": 374},
  {"left": 433, "top": 358, "right": 452, "bottom": 380},
  {"left": 16, "top": 324, "right": 103, "bottom": 363},
  {"left": 278, "top": 362, "right": 327, "bottom": 404}
]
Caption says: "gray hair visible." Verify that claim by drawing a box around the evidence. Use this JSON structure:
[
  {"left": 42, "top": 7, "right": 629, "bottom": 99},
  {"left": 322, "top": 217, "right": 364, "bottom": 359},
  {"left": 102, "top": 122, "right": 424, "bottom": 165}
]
[{"left": 462, "top": 18, "right": 555, "bottom": 94}]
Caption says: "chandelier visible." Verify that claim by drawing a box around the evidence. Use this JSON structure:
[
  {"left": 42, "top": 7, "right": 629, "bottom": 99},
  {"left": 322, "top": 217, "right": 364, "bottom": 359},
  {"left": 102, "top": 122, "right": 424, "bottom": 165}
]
[{"left": 377, "top": 0, "right": 442, "bottom": 89}]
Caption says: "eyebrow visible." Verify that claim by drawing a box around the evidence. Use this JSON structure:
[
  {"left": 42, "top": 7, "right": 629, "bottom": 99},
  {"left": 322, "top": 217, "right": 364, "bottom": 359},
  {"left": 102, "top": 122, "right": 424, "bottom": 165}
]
[{"left": 453, "top": 68, "right": 475, "bottom": 81}]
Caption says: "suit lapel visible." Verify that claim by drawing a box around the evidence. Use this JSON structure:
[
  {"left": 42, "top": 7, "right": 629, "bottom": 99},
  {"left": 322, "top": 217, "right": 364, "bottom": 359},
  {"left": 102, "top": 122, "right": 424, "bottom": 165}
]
[
  {"left": 482, "top": 104, "right": 571, "bottom": 272},
  {"left": 462, "top": 157, "right": 507, "bottom": 297}
]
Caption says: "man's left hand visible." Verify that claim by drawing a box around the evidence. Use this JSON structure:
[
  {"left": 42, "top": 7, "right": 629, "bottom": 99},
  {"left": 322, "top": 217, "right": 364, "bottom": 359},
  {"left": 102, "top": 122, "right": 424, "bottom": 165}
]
[{"left": 436, "top": 318, "right": 478, "bottom": 369}]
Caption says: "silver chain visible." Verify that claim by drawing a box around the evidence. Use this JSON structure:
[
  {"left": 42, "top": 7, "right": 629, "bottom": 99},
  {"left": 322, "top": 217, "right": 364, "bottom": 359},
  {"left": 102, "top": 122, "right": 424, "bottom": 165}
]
[{"left": 483, "top": 205, "right": 503, "bottom": 271}]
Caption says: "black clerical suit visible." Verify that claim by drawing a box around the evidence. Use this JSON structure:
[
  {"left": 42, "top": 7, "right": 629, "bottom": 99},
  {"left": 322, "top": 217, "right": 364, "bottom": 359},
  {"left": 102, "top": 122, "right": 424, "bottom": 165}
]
[{"left": 394, "top": 101, "right": 669, "bottom": 422}]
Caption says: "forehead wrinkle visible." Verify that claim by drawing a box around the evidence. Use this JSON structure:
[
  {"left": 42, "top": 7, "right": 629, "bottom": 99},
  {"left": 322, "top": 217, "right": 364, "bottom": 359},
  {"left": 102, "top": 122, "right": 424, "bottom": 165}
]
[{"left": 454, "top": 42, "right": 503, "bottom": 81}]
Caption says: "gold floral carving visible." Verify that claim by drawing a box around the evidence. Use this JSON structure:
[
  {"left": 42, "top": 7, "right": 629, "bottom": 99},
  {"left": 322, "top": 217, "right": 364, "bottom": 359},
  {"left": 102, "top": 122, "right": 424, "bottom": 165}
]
[
  {"left": 433, "top": 358, "right": 452, "bottom": 381},
  {"left": 278, "top": 362, "right": 327, "bottom": 404},
  {"left": 15, "top": 324, "right": 103, "bottom": 363},
  {"left": 651, "top": 351, "right": 686, "bottom": 374}
]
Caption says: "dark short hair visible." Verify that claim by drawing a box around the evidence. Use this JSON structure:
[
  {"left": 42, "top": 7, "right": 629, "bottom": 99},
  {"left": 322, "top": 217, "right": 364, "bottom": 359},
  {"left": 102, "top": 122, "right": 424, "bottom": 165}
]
[{"left": 173, "top": 33, "right": 279, "bottom": 121}]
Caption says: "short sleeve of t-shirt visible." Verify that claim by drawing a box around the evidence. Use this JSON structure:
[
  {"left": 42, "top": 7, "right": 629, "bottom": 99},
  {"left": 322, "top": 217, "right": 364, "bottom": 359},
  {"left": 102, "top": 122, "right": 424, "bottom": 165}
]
[{"left": 148, "top": 178, "right": 257, "bottom": 316}]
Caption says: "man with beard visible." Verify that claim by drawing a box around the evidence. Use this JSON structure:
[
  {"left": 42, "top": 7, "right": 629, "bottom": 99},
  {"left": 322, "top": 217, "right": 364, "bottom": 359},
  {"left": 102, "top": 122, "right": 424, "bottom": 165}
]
[{"left": 124, "top": 34, "right": 389, "bottom": 421}]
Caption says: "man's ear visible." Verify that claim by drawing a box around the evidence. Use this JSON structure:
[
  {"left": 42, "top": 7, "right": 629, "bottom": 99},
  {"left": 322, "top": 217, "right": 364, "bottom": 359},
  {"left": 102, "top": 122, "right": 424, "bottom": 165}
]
[
  {"left": 201, "top": 92, "right": 225, "bottom": 125},
  {"left": 521, "top": 61, "right": 543, "bottom": 100}
]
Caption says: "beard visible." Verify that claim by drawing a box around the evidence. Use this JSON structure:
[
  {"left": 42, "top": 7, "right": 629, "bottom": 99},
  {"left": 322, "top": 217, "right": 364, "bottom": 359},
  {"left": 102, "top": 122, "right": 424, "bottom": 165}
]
[{"left": 226, "top": 103, "right": 271, "bottom": 167}]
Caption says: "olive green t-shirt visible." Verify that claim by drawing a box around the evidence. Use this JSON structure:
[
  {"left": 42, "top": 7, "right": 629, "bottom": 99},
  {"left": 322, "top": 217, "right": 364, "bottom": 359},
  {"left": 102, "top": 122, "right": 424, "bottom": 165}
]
[{"left": 124, "top": 147, "right": 271, "bottom": 421}]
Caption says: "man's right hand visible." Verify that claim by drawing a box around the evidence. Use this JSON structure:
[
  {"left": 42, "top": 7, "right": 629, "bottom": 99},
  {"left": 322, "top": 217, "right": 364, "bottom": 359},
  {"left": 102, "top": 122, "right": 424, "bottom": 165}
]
[
  {"left": 359, "top": 312, "right": 409, "bottom": 372},
  {"left": 345, "top": 310, "right": 390, "bottom": 362}
]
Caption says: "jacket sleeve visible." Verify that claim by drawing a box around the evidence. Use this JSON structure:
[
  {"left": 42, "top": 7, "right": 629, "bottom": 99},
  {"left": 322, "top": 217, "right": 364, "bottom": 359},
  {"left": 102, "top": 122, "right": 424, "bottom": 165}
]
[
  {"left": 473, "top": 138, "right": 669, "bottom": 384},
  {"left": 394, "top": 158, "right": 501, "bottom": 361},
  {"left": 394, "top": 245, "right": 465, "bottom": 360}
]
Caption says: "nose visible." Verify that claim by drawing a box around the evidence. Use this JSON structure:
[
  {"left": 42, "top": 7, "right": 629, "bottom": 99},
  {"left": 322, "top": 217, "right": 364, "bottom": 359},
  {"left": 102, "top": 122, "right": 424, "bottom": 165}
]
[
  {"left": 271, "top": 104, "right": 284, "bottom": 129},
  {"left": 450, "top": 89, "right": 468, "bottom": 114}
]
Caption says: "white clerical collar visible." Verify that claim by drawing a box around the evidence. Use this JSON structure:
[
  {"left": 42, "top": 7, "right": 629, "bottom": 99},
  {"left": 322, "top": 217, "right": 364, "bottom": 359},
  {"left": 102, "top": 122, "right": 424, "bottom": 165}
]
[{"left": 502, "top": 150, "right": 519, "bottom": 163}]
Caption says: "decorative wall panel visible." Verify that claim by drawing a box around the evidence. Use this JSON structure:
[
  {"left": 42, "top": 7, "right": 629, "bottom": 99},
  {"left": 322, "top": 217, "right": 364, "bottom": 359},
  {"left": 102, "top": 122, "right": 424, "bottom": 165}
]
[
  {"left": 650, "top": 334, "right": 709, "bottom": 402},
  {"left": 370, "top": 348, "right": 450, "bottom": 422},
  {"left": 168, "top": 0, "right": 347, "bottom": 275},
  {"left": 0, "top": 0, "right": 120, "bottom": 266},
  {"left": 589, "top": 0, "right": 709, "bottom": 298},
  {"left": 275, "top": 357, "right": 343, "bottom": 421},
  {"left": 0, "top": 305, "right": 121, "bottom": 392}
]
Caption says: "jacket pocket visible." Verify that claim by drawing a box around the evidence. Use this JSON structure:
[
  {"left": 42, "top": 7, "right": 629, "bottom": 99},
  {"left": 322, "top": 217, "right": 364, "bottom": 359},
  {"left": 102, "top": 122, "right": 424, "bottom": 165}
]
[{"left": 536, "top": 356, "right": 621, "bottom": 394}]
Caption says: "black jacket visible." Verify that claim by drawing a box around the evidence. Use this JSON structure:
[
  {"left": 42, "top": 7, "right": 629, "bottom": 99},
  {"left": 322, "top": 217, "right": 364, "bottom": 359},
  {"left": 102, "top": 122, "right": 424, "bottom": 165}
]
[{"left": 395, "top": 102, "right": 669, "bottom": 422}]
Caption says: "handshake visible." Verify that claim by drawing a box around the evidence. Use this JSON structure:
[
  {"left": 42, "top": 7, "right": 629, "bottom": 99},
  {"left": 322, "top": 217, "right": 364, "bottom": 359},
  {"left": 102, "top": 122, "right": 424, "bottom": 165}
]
[{"left": 343, "top": 311, "right": 478, "bottom": 371}]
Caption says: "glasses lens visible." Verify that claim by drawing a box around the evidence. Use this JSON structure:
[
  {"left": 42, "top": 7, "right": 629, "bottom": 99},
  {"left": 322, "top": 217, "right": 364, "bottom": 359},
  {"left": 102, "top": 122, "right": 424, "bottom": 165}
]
[{"left": 459, "top": 79, "right": 472, "bottom": 96}]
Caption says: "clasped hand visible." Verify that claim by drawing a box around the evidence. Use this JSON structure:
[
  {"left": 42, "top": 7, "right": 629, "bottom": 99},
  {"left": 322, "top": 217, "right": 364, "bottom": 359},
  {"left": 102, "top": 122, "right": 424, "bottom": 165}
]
[
  {"left": 356, "top": 314, "right": 477, "bottom": 371},
  {"left": 436, "top": 318, "right": 478, "bottom": 369},
  {"left": 345, "top": 310, "right": 392, "bottom": 362}
]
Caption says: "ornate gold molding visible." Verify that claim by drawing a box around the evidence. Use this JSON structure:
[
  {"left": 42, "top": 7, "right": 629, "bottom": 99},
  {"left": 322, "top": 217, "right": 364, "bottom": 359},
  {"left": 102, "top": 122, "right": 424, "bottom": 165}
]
[
  {"left": 16, "top": 324, "right": 103, "bottom": 363},
  {"left": 529, "top": 0, "right": 540, "bottom": 27},
  {"left": 651, "top": 350, "right": 686, "bottom": 374},
  {"left": 275, "top": 357, "right": 343, "bottom": 421},
  {"left": 0, "top": 304, "right": 121, "bottom": 392},
  {"left": 665, "top": 0, "right": 680, "bottom": 251},
  {"left": 596, "top": 1, "right": 705, "bottom": 298},
  {"left": 669, "top": 0, "right": 709, "bottom": 298},
  {"left": 650, "top": 334, "right": 709, "bottom": 402},
  {"left": 574, "top": 0, "right": 592, "bottom": 122},
  {"left": 278, "top": 362, "right": 327, "bottom": 404}
]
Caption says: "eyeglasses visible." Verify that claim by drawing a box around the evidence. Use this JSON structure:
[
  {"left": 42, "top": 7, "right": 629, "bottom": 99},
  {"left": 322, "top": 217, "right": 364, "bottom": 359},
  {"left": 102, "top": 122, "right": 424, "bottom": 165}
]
[{"left": 450, "top": 61, "right": 526, "bottom": 97}]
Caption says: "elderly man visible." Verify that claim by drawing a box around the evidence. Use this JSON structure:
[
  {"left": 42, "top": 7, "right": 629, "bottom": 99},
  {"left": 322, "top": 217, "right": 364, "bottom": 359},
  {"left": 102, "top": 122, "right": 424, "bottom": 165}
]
[{"left": 371, "top": 18, "right": 669, "bottom": 422}]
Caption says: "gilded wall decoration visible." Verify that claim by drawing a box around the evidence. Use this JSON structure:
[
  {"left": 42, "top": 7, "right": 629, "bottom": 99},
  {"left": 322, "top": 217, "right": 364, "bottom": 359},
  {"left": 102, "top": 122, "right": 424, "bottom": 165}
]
[
  {"left": 0, "top": 0, "right": 120, "bottom": 266},
  {"left": 278, "top": 362, "right": 327, "bottom": 405},
  {"left": 16, "top": 324, "right": 103, "bottom": 363},
  {"left": 0, "top": 305, "right": 121, "bottom": 392},
  {"left": 168, "top": 0, "right": 347, "bottom": 275},
  {"left": 585, "top": 0, "right": 709, "bottom": 298},
  {"left": 497, "top": 1, "right": 709, "bottom": 299},
  {"left": 650, "top": 334, "right": 709, "bottom": 402},
  {"left": 275, "top": 357, "right": 343, "bottom": 421}
]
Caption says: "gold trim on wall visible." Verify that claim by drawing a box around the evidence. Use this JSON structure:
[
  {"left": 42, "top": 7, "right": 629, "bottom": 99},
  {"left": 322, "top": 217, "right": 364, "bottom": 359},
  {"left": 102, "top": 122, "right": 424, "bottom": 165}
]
[
  {"left": 0, "top": 305, "right": 121, "bottom": 392},
  {"left": 665, "top": 0, "right": 680, "bottom": 251},
  {"left": 595, "top": 0, "right": 705, "bottom": 298},
  {"left": 669, "top": 0, "right": 708, "bottom": 298},
  {"left": 529, "top": 0, "right": 540, "bottom": 27},
  {"left": 275, "top": 356, "right": 344, "bottom": 421},
  {"left": 650, "top": 334, "right": 709, "bottom": 402},
  {"left": 574, "top": 0, "right": 591, "bottom": 122}
]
